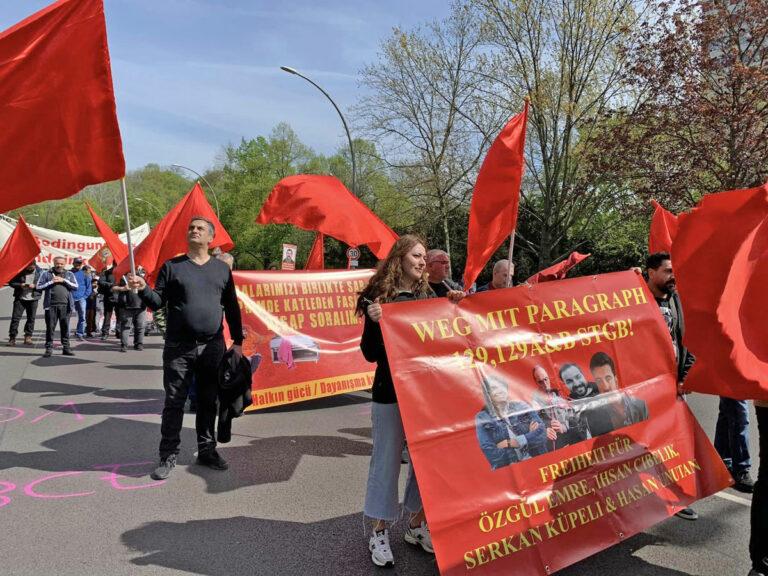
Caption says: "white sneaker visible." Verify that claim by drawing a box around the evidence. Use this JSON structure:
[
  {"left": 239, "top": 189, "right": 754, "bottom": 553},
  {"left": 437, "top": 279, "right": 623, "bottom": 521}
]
[
  {"left": 404, "top": 521, "right": 434, "bottom": 554},
  {"left": 369, "top": 529, "right": 394, "bottom": 567}
]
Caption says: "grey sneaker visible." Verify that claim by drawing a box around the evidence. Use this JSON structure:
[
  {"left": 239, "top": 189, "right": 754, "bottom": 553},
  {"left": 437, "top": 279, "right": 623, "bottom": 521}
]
[
  {"left": 733, "top": 470, "right": 755, "bottom": 493},
  {"left": 674, "top": 507, "right": 698, "bottom": 521},
  {"left": 404, "top": 521, "right": 434, "bottom": 553},
  {"left": 151, "top": 455, "right": 176, "bottom": 480},
  {"left": 369, "top": 529, "right": 394, "bottom": 567}
]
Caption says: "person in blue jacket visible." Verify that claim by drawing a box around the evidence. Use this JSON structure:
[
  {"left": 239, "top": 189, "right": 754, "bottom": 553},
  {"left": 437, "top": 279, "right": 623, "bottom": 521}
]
[
  {"left": 476, "top": 373, "right": 546, "bottom": 470},
  {"left": 70, "top": 257, "right": 93, "bottom": 340}
]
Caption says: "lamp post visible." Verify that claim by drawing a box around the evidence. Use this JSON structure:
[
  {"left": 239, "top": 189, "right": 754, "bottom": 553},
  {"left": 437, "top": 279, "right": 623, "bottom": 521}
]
[
  {"left": 171, "top": 164, "right": 221, "bottom": 218},
  {"left": 280, "top": 65, "right": 357, "bottom": 196}
]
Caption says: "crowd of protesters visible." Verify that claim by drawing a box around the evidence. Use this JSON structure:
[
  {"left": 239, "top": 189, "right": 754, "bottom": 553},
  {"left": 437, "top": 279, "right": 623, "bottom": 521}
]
[{"left": 4, "top": 222, "right": 765, "bottom": 575}]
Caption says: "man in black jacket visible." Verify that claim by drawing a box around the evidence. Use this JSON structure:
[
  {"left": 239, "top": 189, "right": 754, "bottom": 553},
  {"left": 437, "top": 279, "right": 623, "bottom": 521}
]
[
  {"left": 7, "top": 261, "right": 42, "bottom": 346},
  {"left": 646, "top": 252, "right": 699, "bottom": 520},
  {"left": 128, "top": 217, "right": 244, "bottom": 481},
  {"left": 98, "top": 262, "right": 118, "bottom": 340}
]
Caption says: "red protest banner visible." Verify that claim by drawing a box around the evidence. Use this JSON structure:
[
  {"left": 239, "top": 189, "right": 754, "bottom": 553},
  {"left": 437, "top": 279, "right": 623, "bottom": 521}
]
[
  {"left": 234, "top": 269, "right": 375, "bottom": 409},
  {"left": 379, "top": 271, "right": 731, "bottom": 575}
]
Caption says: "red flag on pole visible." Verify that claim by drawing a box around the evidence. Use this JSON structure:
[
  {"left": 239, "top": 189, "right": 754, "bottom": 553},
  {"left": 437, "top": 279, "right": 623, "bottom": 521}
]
[
  {"left": 649, "top": 200, "right": 678, "bottom": 254},
  {"left": 673, "top": 183, "right": 768, "bottom": 401},
  {"left": 86, "top": 203, "right": 128, "bottom": 264},
  {"left": 525, "top": 251, "right": 590, "bottom": 285},
  {"left": 305, "top": 232, "right": 325, "bottom": 270},
  {"left": 0, "top": 0, "right": 125, "bottom": 213},
  {"left": 113, "top": 183, "right": 233, "bottom": 283},
  {"left": 0, "top": 217, "right": 40, "bottom": 286},
  {"left": 463, "top": 101, "right": 529, "bottom": 290},
  {"left": 256, "top": 175, "right": 398, "bottom": 260}
]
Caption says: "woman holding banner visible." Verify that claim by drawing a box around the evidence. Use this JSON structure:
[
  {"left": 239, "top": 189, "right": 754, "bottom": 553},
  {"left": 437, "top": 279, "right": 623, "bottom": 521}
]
[{"left": 356, "top": 234, "right": 464, "bottom": 567}]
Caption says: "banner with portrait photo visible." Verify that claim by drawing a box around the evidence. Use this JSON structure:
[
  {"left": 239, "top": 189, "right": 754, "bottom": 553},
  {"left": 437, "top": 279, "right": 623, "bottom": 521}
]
[
  {"left": 234, "top": 269, "right": 375, "bottom": 410},
  {"left": 379, "top": 271, "right": 731, "bottom": 575}
]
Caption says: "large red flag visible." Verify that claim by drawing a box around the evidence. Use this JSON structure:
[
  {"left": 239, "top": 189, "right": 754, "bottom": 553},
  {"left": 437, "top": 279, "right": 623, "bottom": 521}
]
[
  {"left": 0, "top": 0, "right": 125, "bottom": 213},
  {"left": 0, "top": 217, "right": 40, "bottom": 286},
  {"left": 673, "top": 183, "right": 768, "bottom": 401},
  {"left": 649, "top": 200, "right": 679, "bottom": 254},
  {"left": 305, "top": 232, "right": 325, "bottom": 270},
  {"left": 525, "top": 251, "right": 590, "bottom": 284},
  {"left": 463, "top": 101, "right": 529, "bottom": 290},
  {"left": 86, "top": 203, "right": 127, "bottom": 264},
  {"left": 256, "top": 175, "right": 398, "bottom": 259},
  {"left": 114, "top": 183, "right": 233, "bottom": 283}
]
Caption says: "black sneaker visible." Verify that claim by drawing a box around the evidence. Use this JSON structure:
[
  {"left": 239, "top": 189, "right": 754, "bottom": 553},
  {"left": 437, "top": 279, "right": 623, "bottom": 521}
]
[
  {"left": 197, "top": 450, "right": 228, "bottom": 470},
  {"left": 120, "top": 345, "right": 127, "bottom": 353},
  {"left": 62, "top": 349, "right": 75, "bottom": 356},
  {"left": 674, "top": 507, "right": 698, "bottom": 521},
  {"left": 134, "top": 344, "right": 144, "bottom": 351},
  {"left": 100, "top": 333, "right": 108, "bottom": 341},
  {"left": 151, "top": 455, "right": 177, "bottom": 480},
  {"left": 43, "top": 349, "right": 52, "bottom": 358},
  {"left": 733, "top": 470, "right": 755, "bottom": 493}
]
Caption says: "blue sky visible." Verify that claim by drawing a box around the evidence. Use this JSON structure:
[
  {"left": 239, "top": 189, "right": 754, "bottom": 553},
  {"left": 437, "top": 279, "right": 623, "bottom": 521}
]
[{"left": 2, "top": 0, "right": 450, "bottom": 171}]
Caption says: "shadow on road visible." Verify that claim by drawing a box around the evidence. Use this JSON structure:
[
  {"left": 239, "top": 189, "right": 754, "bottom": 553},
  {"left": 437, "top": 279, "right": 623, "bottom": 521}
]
[{"left": 121, "top": 512, "right": 438, "bottom": 576}]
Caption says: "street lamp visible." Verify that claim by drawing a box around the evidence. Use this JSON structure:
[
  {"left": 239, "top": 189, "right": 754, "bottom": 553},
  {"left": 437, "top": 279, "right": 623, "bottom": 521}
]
[
  {"left": 171, "top": 164, "right": 221, "bottom": 218},
  {"left": 280, "top": 65, "right": 357, "bottom": 196}
]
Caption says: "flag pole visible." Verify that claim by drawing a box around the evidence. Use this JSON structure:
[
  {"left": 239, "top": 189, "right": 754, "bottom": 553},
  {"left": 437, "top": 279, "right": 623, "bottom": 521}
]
[
  {"left": 506, "top": 232, "right": 515, "bottom": 288},
  {"left": 119, "top": 178, "right": 136, "bottom": 278}
]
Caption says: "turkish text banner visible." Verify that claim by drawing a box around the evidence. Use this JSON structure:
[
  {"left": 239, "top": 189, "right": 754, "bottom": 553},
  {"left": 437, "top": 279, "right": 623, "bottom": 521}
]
[
  {"left": 234, "top": 269, "right": 375, "bottom": 410},
  {"left": 379, "top": 271, "right": 731, "bottom": 575}
]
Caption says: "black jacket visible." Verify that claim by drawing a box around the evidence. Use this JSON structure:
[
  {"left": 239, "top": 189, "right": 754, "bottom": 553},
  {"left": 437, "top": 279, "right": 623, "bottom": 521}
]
[
  {"left": 8, "top": 266, "right": 42, "bottom": 300},
  {"left": 661, "top": 291, "right": 696, "bottom": 382},
  {"left": 217, "top": 348, "right": 253, "bottom": 443},
  {"left": 98, "top": 267, "right": 118, "bottom": 304},
  {"left": 359, "top": 290, "right": 433, "bottom": 404}
]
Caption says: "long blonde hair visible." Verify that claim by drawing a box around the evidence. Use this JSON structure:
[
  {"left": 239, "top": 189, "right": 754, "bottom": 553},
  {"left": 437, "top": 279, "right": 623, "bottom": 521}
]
[{"left": 356, "top": 234, "right": 431, "bottom": 315}]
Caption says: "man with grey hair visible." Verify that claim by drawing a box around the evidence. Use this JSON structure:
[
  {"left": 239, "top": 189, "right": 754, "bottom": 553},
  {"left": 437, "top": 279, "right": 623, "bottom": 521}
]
[
  {"left": 476, "top": 259, "right": 513, "bottom": 292},
  {"left": 425, "top": 249, "right": 461, "bottom": 297},
  {"left": 128, "top": 216, "right": 244, "bottom": 480}
]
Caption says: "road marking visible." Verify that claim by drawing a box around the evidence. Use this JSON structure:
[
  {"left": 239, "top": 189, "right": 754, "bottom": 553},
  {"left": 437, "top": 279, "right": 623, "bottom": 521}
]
[{"left": 713, "top": 490, "right": 752, "bottom": 507}]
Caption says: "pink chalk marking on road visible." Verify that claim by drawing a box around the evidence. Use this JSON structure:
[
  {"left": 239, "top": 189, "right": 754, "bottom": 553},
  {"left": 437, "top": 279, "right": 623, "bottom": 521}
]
[
  {"left": 92, "top": 462, "right": 166, "bottom": 490},
  {"left": 0, "top": 482, "right": 16, "bottom": 508},
  {"left": 0, "top": 407, "right": 25, "bottom": 424},
  {"left": 23, "top": 471, "right": 96, "bottom": 499},
  {"left": 30, "top": 401, "right": 84, "bottom": 424}
]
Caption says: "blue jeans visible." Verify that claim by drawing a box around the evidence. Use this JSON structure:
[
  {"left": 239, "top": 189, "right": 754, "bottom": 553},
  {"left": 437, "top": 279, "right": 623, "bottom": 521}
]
[
  {"left": 364, "top": 402, "right": 422, "bottom": 522},
  {"left": 714, "top": 397, "right": 751, "bottom": 473},
  {"left": 74, "top": 298, "right": 87, "bottom": 337}
]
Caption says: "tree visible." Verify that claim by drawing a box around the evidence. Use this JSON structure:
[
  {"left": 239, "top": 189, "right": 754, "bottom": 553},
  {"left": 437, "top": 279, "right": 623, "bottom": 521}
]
[
  {"left": 357, "top": 4, "right": 504, "bottom": 261},
  {"left": 592, "top": 0, "right": 768, "bottom": 208},
  {"left": 476, "top": 0, "right": 640, "bottom": 267}
]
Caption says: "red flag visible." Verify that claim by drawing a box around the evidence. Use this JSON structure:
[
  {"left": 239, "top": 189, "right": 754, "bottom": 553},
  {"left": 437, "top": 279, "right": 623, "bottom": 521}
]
[
  {"left": 305, "top": 233, "right": 325, "bottom": 270},
  {"left": 649, "top": 200, "right": 678, "bottom": 254},
  {"left": 673, "top": 183, "right": 768, "bottom": 401},
  {"left": 526, "top": 251, "right": 590, "bottom": 284},
  {"left": 463, "top": 101, "right": 529, "bottom": 290},
  {"left": 0, "top": 217, "right": 40, "bottom": 286},
  {"left": 0, "top": 0, "right": 125, "bottom": 213},
  {"left": 88, "top": 243, "right": 111, "bottom": 271},
  {"left": 114, "top": 183, "right": 233, "bottom": 283},
  {"left": 256, "top": 175, "right": 398, "bottom": 259},
  {"left": 86, "top": 203, "right": 127, "bottom": 264}
]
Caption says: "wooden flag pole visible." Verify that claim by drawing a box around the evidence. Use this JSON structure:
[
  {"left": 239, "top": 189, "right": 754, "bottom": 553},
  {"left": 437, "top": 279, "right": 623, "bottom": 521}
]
[{"left": 119, "top": 178, "right": 136, "bottom": 279}]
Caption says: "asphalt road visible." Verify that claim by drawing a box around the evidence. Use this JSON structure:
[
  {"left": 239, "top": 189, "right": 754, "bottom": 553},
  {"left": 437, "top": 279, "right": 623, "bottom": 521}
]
[{"left": 0, "top": 286, "right": 757, "bottom": 576}]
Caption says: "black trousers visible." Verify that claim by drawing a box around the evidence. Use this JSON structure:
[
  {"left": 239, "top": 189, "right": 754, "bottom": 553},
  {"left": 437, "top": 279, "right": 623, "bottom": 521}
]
[
  {"left": 751, "top": 406, "right": 768, "bottom": 570},
  {"left": 45, "top": 304, "right": 70, "bottom": 351},
  {"left": 101, "top": 300, "right": 117, "bottom": 336},
  {"left": 9, "top": 298, "right": 38, "bottom": 339},
  {"left": 159, "top": 336, "right": 225, "bottom": 459},
  {"left": 119, "top": 308, "right": 146, "bottom": 348}
]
